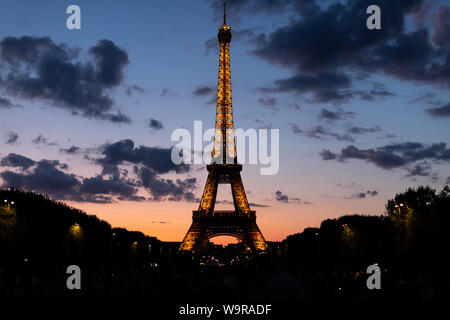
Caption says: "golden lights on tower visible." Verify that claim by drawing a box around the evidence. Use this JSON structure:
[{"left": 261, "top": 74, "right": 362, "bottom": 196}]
[
  {"left": 212, "top": 2, "right": 236, "bottom": 163},
  {"left": 179, "top": 3, "right": 268, "bottom": 253}
]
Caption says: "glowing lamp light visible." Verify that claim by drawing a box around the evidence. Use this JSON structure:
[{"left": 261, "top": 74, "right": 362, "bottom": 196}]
[{"left": 69, "top": 223, "right": 83, "bottom": 239}]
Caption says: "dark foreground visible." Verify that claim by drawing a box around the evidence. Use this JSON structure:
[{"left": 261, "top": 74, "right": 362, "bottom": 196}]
[{"left": 1, "top": 185, "right": 450, "bottom": 300}]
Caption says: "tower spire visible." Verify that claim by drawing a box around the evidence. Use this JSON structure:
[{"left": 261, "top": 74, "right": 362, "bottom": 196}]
[
  {"left": 214, "top": 1, "right": 234, "bottom": 164},
  {"left": 223, "top": 3, "right": 227, "bottom": 25}
]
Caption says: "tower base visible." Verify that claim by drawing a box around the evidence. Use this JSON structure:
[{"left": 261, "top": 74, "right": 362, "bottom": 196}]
[{"left": 179, "top": 210, "right": 267, "bottom": 253}]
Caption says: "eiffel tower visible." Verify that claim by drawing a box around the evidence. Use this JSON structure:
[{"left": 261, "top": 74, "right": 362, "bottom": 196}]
[{"left": 179, "top": 4, "right": 268, "bottom": 253}]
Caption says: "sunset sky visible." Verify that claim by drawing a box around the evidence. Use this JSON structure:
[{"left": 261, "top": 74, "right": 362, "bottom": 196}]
[{"left": 0, "top": 0, "right": 449, "bottom": 243}]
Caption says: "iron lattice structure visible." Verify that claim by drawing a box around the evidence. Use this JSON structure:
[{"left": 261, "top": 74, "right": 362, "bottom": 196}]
[{"left": 179, "top": 5, "right": 268, "bottom": 253}]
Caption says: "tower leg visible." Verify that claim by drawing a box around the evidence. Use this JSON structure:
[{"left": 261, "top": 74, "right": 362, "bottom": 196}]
[
  {"left": 180, "top": 164, "right": 267, "bottom": 253},
  {"left": 230, "top": 172, "right": 250, "bottom": 214},
  {"left": 198, "top": 171, "right": 219, "bottom": 214},
  {"left": 179, "top": 220, "right": 204, "bottom": 252},
  {"left": 246, "top": 221, "right": 268, "bottom": 251}
]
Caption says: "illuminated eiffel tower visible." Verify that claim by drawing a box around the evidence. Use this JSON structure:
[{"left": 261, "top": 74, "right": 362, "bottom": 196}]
[{"left": 179, "top": 4, "right": 268, "bottom": 253}]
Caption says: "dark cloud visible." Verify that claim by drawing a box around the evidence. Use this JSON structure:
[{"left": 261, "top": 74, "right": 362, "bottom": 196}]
[
  {"left": 318, "top": 108, "right": 355, "bottom": 121},
  {"left": 89, "top": 39, "right": 129, "bottom": 87},
  {"left": 412, "top": 2, "right": 432, "bottom": 24},
  {"left": 0, "top": 161, "right": 121, "bottom": 204},
  {"left": 432, "top": 6, "right": 450, "bottom": 47},
  {"left": 147, "top": 118, "right": 163, "bottom": 131},
  {"left": 193, "top": 86, "right": 215, "bottom": 96},
  {"left": 0, "top": 36, "right": 130, "bottom": 123},
  {"left": 32, "top": 134, "right": 58, "bottom": 146},
  {"left": 137, "top": 167, "right": 197, "bottom": 201},
  {"left": 102, "top": 111, "right": 131, "bottom": 124},
  {"left": 204, "top": 97, "right": 217, "bottom": 105},
  {"left": 290, "top": 123, "right": 354, "bottom": 142},
  {"left": 0, "top": 148, "right": 195, "bottom": 203},
  {"left": 365, "top": 89, "right": 395, "bottom": 99},
  {"left": 337, "top": 182, "right": 357, "bottom": 189},
  {"left": 411, "top": 91, "right": 442, "bottom": 106},
  {"left": 94, "top": 140, "right": 196, "bottom": 201},
  {"left": 194, "top": 86, "right": 216, "bottom": 106},
  {"left": 275, "top": 190, "right": 302, "bottom": 204},
  {"left": 318, "top": 108, "right": 342, "bottom": 121},
  {"left": 0, "top": 97, "right": 21, "bottom": 109},
  {"left": 97, "top": 139, "right": 188, "bottom": 177},
  {"left": 0, "top": 157, "right": 139, "bottom": 203},
  {"left": 5, "top": 131, "right": 19, "bottom": 145},
  {"left": 60, "top": 146, "right": 81, "bottom": 154},
  {"left": 242, "top": 0, "right": 450, "bottom": 102},
  {"left": 346, "top": 125, "right": 381, "bottom": 135},
  {"left": 290, "top": 123, "right": 303, "bottom": 135},
  {"left": 331, "top": 145, "right": 406, "bottom": 169},
  {"left": 426, "top": 103, "right": 450, "bottom": 118},
  {"left": 287, "top": 101, "right": 301, "bottom": 111},
  {"left": 446, "top": 177, "right": 450, "bottom": 185},
  {"left": 275, "top": 190, "right": 289, "bottom": 202},
  {"left": 125, "top": 84, "right": 146, "bottom": 96},
  {"left": 1, "top": 153, "right": 35, "bottom": 169},
  {"left": 348, "top": 190, "right": 378, "bottom": 199},
  {"left": 0, "top": 159, "right": 80, "bottom": 200},
  {"left": 160, "top": 88, "right": 178, "bottom": 97},
  {"left": 260, "top": 71, "right": 353, "bottom": 103},
  {"left": 319, "top": 149, "right": 338, "bottom": 160},
  {"left": 249, "top": 202, "right": 270, "bottom": 208},
  {"left": 0, "top": 97, "right": 13, "bottom": 108},
  {"left": 405, "top": 162, "right": 433, "bottom": 177},
  {"left": 258, "top": 97, "right": 277, "bottom": 109},
  {"left": 253, "top": 118, "right": 273, "bottom": 129},
  {"left": 79, "top": 175, "right": 139, "bottom": 200},
  {"left": 320, "top": 142, "right": 450, "bottom": 171},
  {"left": 350, "top": 192, "right": 366, "bottom": 199}
]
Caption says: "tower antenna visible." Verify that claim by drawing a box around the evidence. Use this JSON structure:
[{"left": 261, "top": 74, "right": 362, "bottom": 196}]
[{"left": 223, "top": 3, "right": 227, "bottom": 25}]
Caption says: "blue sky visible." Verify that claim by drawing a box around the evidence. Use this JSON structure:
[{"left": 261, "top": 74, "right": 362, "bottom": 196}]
[{"left": 0, "top": 0, "right": 449, "bottom": 241}]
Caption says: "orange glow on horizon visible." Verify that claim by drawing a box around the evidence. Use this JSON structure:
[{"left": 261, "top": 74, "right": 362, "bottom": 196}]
[{"left": 64, "top": 195, "right": 384, "bottom": 245}]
